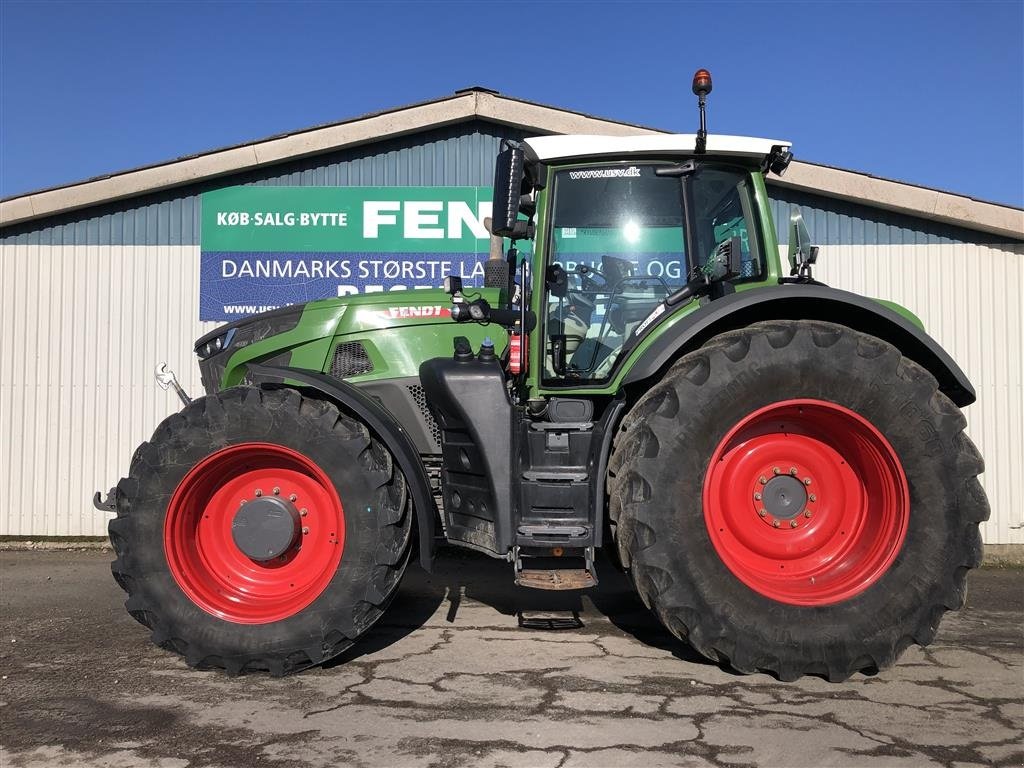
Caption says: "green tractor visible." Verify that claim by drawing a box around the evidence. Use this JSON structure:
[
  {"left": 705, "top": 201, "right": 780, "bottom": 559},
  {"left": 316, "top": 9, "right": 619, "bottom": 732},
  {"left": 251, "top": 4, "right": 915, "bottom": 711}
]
[{"left": 104, "top": 71, "right": 989, "bottom": 681}]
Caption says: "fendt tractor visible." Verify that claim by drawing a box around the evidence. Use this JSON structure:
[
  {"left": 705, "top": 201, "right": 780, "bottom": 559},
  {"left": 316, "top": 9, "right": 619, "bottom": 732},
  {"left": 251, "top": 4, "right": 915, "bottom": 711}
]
[{"left": 100, "top": 71, "right": 989, "bottom": 682}]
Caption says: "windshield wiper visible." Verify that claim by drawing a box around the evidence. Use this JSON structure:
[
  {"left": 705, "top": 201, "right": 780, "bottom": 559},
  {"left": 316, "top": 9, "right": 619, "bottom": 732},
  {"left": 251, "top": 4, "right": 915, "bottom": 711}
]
[{"left": 654, "top": 160, "right": 697, "bottom": 177}]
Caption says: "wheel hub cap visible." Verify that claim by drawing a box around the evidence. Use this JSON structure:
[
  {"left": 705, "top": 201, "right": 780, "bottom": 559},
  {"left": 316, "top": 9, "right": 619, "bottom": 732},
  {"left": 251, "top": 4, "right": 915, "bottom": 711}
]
[
  {"left": 761, "top": 475, "right": 808, "bottom": 520},
  {"left": 232, "top": 496, "right": 300, "bottom": 561}
]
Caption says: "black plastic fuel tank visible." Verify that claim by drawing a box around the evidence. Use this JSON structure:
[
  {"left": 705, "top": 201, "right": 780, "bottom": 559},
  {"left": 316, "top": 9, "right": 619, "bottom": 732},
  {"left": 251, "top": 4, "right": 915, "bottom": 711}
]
[{"left": 418, "top": 351, "right": 513, "bottom": 554}]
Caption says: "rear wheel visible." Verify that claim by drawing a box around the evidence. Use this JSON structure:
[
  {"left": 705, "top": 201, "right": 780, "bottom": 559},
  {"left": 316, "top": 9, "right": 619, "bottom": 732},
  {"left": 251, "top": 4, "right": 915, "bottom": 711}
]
[
  {"left": 109, "top": 386, "right": 412, "bottom": 675},
  {"left": 608, "top": 320, "right": 989, "bottom": 681}
]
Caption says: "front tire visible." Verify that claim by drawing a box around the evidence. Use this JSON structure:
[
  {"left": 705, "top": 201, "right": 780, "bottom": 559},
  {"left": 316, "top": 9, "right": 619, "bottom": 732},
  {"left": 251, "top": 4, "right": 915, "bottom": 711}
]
[
  {"left": 608, "top": 320, "right": 989, "bottom": 681},
  {"left": 109, "top": 386, "right": 412, "bottom": 675}
]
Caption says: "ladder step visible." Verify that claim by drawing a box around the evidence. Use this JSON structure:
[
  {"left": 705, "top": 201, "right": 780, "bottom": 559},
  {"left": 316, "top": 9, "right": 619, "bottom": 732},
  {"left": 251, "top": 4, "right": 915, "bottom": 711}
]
[
  {"left": 515, "top": 568, "right": 597, "bottom": 591},
  {"left": 529, "top": 422, "right": 593, "bottom": 431},
  {"left": 518, "top": 610, "right": 584, "bottom": 630},
  {"left": 522, "top": 469, "right": 588, "bottom": 482},
  {"left": 517, "top": 524, "right": 588, "bottom": 537}
]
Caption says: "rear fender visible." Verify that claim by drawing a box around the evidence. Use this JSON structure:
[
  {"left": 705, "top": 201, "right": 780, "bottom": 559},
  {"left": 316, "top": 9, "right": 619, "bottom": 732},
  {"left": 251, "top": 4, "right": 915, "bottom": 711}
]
[
  {"left": 624, "top": 285, "right": 976, "bottom": 407},
  {"left": 246, "top": 363, "right": 438, "bottom": 571}
]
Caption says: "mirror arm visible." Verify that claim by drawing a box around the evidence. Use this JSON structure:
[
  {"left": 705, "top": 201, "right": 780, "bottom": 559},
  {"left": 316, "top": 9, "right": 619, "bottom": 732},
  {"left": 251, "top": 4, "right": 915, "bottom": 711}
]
[{"left": 665, "top": 277, "right": 711, "bottom": 307}]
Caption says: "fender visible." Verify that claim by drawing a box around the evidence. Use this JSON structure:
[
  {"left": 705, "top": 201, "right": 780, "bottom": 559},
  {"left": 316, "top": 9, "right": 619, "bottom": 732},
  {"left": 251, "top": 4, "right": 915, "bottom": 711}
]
[
  {"left": 624, "top": 285, "right": 976, "bottom": 407},
  {"left": 246, "top": 363, "right": 437, "bottom": 572}
]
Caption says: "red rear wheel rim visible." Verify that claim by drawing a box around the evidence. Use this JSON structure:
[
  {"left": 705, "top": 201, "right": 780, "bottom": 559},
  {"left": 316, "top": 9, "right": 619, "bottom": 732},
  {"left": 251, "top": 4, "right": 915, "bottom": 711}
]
[
  {"left": 164, "top": 443, "right": 345, "bottom": 624},
  {"left": 703, "top": 399, "right": 908, "bottom": 606}
]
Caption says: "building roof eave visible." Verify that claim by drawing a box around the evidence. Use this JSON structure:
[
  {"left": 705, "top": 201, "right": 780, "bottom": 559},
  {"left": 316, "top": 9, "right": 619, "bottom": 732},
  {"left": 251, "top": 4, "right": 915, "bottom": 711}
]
[
  {"left": 772, "top": 161, "right": 1024, "bottom": 241},
  {"left": 0, "top": 89, "right": 663, "bottom": 229}
]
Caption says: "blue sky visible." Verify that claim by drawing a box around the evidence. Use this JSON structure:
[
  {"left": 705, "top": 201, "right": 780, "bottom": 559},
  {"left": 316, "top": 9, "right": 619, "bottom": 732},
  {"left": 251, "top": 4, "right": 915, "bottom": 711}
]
[{"left": 1, "top": 0, "right": 1022, "bottom": 206}]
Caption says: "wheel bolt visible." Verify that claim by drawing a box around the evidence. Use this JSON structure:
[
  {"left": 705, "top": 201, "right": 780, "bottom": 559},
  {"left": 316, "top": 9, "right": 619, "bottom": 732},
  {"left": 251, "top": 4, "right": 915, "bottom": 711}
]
[
  {"left": 772, "top": 520, "right": 781, "bottom": 528},
  {"left": 273, "top": 487, "right": 281, "bottom": 495},
  {"left": 803, "top": 478, "right": 812, "bottom": 486},
  {"left": 789, "top": 467, "right": 798, "bottom": 476},
  {"left": 773, "top": 467, "right": 780, "bottom": 475},
  {"left": 753, "top": 492, "right": 762, "bottom": 501},
  {"left": 289, "top": 494, "right": 298, "bottom": 502},
  {"left": 809, "top": 494, "right": 817, "bottom": 502},
  {"left": 758, "top": 509, "right": 767, "bottom": 518},
  {"left": 759, "top": 476, "right": 768, "bottom": 485},
  {"left": 302, "top": 526, "right": 310, "bottom": 535},
  {"left": 300, "top": 508, "right": 308, "bottom": 517},
  {"left": 790, "top": 520, "right": 798, "bottom": 528},
  {"left": 254, "top": 489, "right": 263, "bottom": 497},
  {"left": 804, "top": 510, "right": 812, "bottom": 518}
]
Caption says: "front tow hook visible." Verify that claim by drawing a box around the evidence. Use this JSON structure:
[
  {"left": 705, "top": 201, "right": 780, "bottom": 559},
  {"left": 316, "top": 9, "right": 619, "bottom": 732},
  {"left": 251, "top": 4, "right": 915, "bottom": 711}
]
[
  {"left": 93, "top": 488, "right": 116, "bottom": 511},
  {"left": 155, "top": 362, "right": 192, "bottom": 406}
]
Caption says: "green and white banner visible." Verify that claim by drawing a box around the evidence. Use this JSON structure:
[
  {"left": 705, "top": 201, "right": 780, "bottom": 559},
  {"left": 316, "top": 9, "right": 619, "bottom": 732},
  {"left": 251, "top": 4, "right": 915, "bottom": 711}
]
[{"left": 200, "top": 186, "right": 495, "bottom": 320}]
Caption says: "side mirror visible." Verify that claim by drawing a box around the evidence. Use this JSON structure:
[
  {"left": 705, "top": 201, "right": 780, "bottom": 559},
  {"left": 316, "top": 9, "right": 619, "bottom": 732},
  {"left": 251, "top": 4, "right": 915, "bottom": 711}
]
[
  {"left": 788, "top": 208, "right": 819, "bottom": 276},
  {"left": 492, "top": 145, "right": 525, "bottom": 239},
  {"left": 491, "top": 143, "right": 534, "bottom": 240}
]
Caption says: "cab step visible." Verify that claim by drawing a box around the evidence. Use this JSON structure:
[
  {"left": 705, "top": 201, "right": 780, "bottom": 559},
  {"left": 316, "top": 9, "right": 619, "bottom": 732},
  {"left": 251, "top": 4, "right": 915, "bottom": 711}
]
[
  {"left": 512, "top": 546, "right": 598, "bottom": 591},
  {"left": 515, "top": 568, "right": 597, "bottom": 590}
]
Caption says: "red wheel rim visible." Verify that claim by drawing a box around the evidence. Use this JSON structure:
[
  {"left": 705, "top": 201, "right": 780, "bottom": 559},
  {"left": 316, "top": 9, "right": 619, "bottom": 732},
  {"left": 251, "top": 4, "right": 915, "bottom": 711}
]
[
  {"left": 704, "top": 399, "right": 908, "bottom": 606},
  {"left": 164, "top": 443, "right": 345, "bottom": 624}
]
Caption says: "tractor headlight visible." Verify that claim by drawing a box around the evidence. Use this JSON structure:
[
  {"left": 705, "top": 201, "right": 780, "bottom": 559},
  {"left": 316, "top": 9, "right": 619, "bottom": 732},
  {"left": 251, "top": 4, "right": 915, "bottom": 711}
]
[
  {"left": 196, "top": 328, "right": 236, "bottom": 360},
  {"left": 193, "top": 306, "right": 306, "bottom": 394}
]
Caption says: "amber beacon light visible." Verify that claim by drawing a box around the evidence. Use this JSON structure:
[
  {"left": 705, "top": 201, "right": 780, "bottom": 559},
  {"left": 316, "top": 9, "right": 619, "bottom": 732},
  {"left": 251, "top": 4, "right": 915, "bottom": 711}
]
[{"left": 692, "top": 68, "right": 713, "bottom": 97}]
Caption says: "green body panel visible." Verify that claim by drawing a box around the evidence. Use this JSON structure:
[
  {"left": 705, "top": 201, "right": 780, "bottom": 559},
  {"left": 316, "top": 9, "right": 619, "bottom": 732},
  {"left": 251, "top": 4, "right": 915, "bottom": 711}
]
[
  {"left": 330, "top": 287, "right": 507, "bottom": 383},
  {"left": 218, "top": 288, "right": 506, "bottom": 388},
  {"left": 875, "top": 299, "right": 924, "bottom": 329},
  {"left": 220, "top": 303, "right": 341, "bottom": 388}
]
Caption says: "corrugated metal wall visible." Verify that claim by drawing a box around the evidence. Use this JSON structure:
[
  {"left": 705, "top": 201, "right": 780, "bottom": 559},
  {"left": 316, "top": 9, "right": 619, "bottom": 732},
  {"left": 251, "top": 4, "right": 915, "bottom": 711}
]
[
  {"left": 1, "top": 122, "right": 1021, "bottom": 544},
  {"left": 1, "top": 244, "right": 204, "bottom": 536}
]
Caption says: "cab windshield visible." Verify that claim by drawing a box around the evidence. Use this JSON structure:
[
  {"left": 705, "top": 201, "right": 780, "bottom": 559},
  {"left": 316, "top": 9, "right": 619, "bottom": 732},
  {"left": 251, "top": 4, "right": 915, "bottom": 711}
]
[{"left": 543, "top": 162, "right": 761, "bottom": 384}]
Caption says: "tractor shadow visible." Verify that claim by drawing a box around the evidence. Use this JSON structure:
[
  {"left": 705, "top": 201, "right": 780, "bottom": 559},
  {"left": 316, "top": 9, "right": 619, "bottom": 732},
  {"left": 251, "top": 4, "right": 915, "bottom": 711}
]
[{"left": 331, "top": 545, "right": 717, "bottom": 670}]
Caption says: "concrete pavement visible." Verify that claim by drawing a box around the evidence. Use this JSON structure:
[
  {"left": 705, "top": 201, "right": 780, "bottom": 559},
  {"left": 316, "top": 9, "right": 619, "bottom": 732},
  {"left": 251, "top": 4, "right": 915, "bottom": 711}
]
[{"left": 0, "top": 550, "right": 1021, "bottom": 768}]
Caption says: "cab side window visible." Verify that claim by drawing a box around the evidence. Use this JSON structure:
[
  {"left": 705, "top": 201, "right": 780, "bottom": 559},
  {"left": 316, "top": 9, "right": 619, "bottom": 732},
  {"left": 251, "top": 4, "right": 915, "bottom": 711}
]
[{"left": 691, "top": 168, "right": 761, "bottom": 279}]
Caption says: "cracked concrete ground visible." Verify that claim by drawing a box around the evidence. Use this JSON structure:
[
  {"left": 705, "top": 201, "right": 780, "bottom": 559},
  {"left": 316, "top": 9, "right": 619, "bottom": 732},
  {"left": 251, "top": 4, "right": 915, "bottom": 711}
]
[{"left": 0, "top": 550, "right": 1021, "bottom": 768}]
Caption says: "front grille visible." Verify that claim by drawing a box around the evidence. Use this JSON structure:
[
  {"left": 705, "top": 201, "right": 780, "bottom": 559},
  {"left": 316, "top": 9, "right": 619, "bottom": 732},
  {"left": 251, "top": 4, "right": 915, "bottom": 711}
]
[
  {"left": 408, "top": 384, "right": 441, "bottom": 450},
  {"left": 330, "top": 342, "right": 373, "bottom": 379}
]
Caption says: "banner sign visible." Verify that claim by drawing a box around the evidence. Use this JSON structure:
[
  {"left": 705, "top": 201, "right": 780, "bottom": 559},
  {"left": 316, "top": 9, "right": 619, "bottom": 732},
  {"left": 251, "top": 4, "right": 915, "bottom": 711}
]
[{"left": 200, "top": 186, "right": 497, "bottom": 321}]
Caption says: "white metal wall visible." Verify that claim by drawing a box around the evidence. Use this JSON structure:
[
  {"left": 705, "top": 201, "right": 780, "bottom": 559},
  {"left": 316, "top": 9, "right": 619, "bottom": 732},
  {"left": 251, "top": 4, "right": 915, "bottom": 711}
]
[
  {"left": 0, "top": 244, "right": 212, "bottom": 537},
  {"left": 812, "top": 241, "right": 1024, "bottom": 544},
  {"left": 1, "top": 241, "right": 1021, "bottom": 542}
]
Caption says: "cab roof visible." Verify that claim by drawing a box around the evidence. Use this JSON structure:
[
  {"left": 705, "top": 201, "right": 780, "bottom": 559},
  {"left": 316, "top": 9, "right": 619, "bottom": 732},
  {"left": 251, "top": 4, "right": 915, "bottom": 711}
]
[{"left": 523, "top": 134, "right": 791, "bottom": 163}]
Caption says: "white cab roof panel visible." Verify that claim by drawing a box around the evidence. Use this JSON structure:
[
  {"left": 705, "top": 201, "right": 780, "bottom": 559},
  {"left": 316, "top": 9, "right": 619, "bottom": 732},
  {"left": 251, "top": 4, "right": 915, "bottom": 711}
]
[{"left": 524, "top": 134, "right": 790, "bottom": 162}]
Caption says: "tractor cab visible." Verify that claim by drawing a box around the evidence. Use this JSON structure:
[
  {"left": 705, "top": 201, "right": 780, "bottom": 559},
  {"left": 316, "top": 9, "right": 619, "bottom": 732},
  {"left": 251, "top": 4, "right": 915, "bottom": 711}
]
[{"left": 521, "top": 135, "right": 787, "bottom": 386}]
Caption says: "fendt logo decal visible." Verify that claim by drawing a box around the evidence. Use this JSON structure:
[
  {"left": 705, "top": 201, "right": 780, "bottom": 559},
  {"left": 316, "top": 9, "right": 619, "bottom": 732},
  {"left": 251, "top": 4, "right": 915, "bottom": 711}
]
[{"left": 374, "top": 306, "right": 453, "bottom": 320}]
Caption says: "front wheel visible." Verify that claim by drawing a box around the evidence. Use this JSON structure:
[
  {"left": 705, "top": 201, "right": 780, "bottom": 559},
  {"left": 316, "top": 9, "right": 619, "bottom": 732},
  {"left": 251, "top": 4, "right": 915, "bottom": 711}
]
[
  {"left": 608, "top": 320, "right": 989, "bottom": 681},
  {"left": 109, "top": 387, "right": 412, "bottom": 675}
]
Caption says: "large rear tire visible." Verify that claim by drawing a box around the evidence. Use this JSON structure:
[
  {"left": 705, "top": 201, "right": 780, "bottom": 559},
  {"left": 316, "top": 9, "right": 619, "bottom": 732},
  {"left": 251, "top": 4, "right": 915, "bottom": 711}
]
[
  {"left": 608, "top": 320, "right": 989, "bottom": 681},
  {"left": 109, "top": 386, "right": 412, "bottom": 675}
]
